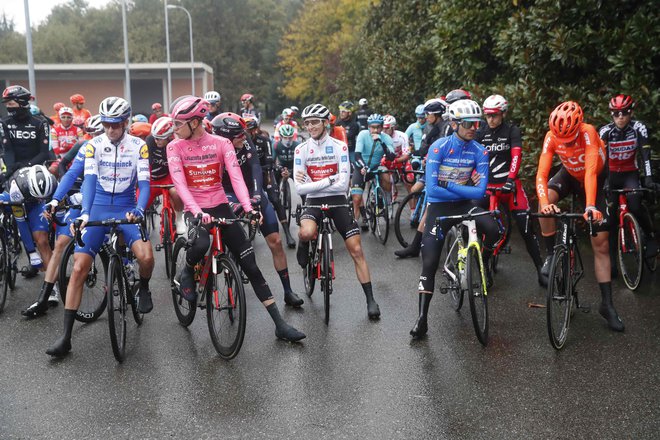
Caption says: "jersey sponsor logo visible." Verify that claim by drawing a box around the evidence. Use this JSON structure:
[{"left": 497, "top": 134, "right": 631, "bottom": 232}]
[
  {"left": 325, "top": 146, "right": 333, "bottom": 154},
  {"left": 104, "top": 147, "right": 112, "bottom": 153},
  {"left": 343, "top": 146, "right": 347, "bottom": 151},
  {"left": 183, "top": 163, "right": 221, "bottom": 188},
  {"left": 295, "top": 158, "right": 301, "bottom": 165},
  {"left": 85, "top": 144, "right": 95, "bottom": 158},
  {"left": 310, "top": 149, "right": 314, "bottom": 154},
  {"left": 487, "top": 142, "right": 510, "bottom": 152},
  {"left": 341, "top": 156, "right": 347, "bottom": 162},
  {"left": 140, "top": 144, "right": 149, "bottom": 159},
  {"left": 9, "top": 130, "right": 37, "bottom": 140},
  {"left": 434, "top": 148, "right": 439, "bottom": 154},
  {"left": 307, "top": 163, "right": 338, "bottom": 182},
  {"left": 99, "top": 160, "right": 133, "bottom": 168}
]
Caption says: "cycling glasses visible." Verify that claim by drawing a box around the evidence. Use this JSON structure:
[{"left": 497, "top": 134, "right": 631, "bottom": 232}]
[
  {"left": 611, "top": 110, "right": 631, "bottom": 118},
  {"left": 102, "top": 122, "right": 124, "bottom": 130},
  {"left": 368, "top": 124, "right": 383, "bottom": 130},
  {"left": 459, "top": 120, "right": 480, "bottom": 129},
  {"left": 303, "top": 119, "right": 324, "bottom": 127}
]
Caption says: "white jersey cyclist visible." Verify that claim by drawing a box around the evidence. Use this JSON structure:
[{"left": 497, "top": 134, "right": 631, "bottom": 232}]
[
  {"left": 293, "top": 132, "right": 351, "bottom": 198},
  {"left": 390, "top": 129, "right": 410, "bottom": 157}
]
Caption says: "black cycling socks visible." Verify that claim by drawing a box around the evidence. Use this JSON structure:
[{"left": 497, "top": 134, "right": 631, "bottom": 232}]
[
  {"left": 46, "top": 309, "right": 76, "bottom": 357},
  {"left": 544, "top": 234, "right": 556, "bottom": 256},
  {"left": 22, "top": 282, "right": 54, "bottom": 317},
  {"left": 266, "top": 303, "right": 306, "bottom": 341},
  {"left": 598, "top": 282, "right": 624, "bottom": 332},
  {"left": 411, "top": 293, "right": 432, "bottom": 338},
  {"left": 279, "top": 268, "right": 303, "bottom": 307},
  {"left": 277, "top": 268, "right": 292, "bottom": 293},
  {"left": 140, "top": 276, "right": 150, "bottom": 291},
  {"left": 362, "top": 282, "right": 380, "bottom": 319}
]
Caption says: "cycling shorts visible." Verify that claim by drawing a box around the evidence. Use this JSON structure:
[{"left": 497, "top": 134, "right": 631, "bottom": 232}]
[
  {"left": 75, "top": 204, "right": 149, "bottom": 257},
  {"left": 226, "top": 190, "right": 279, "bottom": 237},
  {"left": 351, "top": 167, "right": 387, "bottom": 194},
  {"left": 55, "top": 206, "right": 81, "bottom": 238},
  {"left": 301, "top": 195, "right": 360, "bottom": 240}
]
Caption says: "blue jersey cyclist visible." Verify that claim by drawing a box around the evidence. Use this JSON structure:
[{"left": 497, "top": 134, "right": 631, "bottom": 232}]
[
  {"left": 351, "top": 113, "right": 396, "bottom": 230},
  {"left": 405, "top": 104, "right": 428, "bottom": 154},
  {"left": 410, "top": 99, "right": 500, "bottom": 339},
  {"left": 46, "top": 97, "right": 155, "bottom": 358}
]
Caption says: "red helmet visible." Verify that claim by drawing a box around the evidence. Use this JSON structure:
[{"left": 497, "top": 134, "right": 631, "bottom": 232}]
[
  {"left": 240, "top": 93, "right": 254, "bottom": 102},
  {"left": 151, "top": 116, "right": 174, "bottom": 139},
  {"left": 171, "top": 96, "right": 209, "bottom": 121},
  {"left": 608, "top": 94, "right": 635, "bottom": 111},
  {"left": 151, "top": 102, "right": 163, "bottom": 111},
  {"left": 70, "top": 94, "right": 85, "bottom": 105},
  {"left": 202, "top": 118, "right": 213, "bottom": 134},
  {"left": 549, "top": 101, "right": 583, "bottom": 142}
]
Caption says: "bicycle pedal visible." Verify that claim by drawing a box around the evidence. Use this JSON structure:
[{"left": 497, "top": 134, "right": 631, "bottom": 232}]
[{"left": 155, "top": 244, "right": 163, "bottom": 251}]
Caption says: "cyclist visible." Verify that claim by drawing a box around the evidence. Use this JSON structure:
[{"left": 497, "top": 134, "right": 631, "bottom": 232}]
[
  {"left": 536, "top": 101, "right": 623, "bottom": 332},
  {"left": 328, "top": 113, "right": 348, "bottom": 145},
  {"left": 599, "top": 94, "right": 658, "bottom": 260},
  {"left": 294, "top": 103, "right": 381, "bottom": 319},
  {"left": 475, "top": 94, "right": 545, "bottom": 286},
  {"left": 336, "top": 101, "right": 360, "bottom": 164},
  {"left": 50, "top": 102, "right": 65, "bottom": 126},
  {"left": 418, "top": 98, "right": 449, "bottom": 158},
  {"left": 405, "top": 105, "right": 427, "bottom": 154},
  {"left": 24, "top": 117, "right": 105, "bottom": 317},
  {"left": 204, "top": 91, "right": 222, "bottom": 121},
  {"left": 351, "top": 113, "right": 395, "bottom": 231},
  {"left": 272, "top": 124, "right": 299, "bottom": 245},
  {"left": 273, "top": 108, "right": 299, "bottom": 143},
  {"left": 356, "top": 98, "right": 371, "bottom": 130},
  {"left": 167, "top": 97, "right": 304, "bottom": 342},
  {"left": 213, "top": 113, "right": 304, "bottom": 308},
  {"left": 50, "top": 106, "right": 83, "bottom": 157},
  {"left": 381, "top": 114, "right": 412, "bottom": 196},
  {"left": 69, "top": 94, "right": 91, "bottom": 128},
  {"left": 410, "top": 99, "right": 499, "bottom": 339},
  {"left": 46, "top": 96, "right": 155, "bottom": 358},
  {"left": 148, "top": 102, "right": 165, "bottom": 124},
  {"left": 239, "top": 93, "right": 261, "bottom": 123}
]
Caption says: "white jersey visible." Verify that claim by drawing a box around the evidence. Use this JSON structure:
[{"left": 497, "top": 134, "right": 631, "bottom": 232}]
[
  {"left": 293, "top": 132, "right": 350, "bottom": 199},
  {"left": 391, "top": 129, "right": 410, "bottom": 157}
]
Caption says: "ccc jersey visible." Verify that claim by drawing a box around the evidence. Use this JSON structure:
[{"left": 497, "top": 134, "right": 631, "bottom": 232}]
[
  {"left": 475, "top": 121, "right": 523, "bottom": 184},
  {"left": 599, "top": 120, "right": 652, "bottom": 175}
]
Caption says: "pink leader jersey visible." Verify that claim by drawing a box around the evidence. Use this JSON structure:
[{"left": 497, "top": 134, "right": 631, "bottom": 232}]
[{"left": 166, "top": 132, "right": 253, "bottom": 215}]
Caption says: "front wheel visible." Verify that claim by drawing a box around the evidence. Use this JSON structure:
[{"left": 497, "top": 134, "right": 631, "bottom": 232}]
[
  {"left": 162, "top": 209, "right": 174, "bottom": 280},
  {"left": 442, "top": 228, "right": 463, "bottom": 311},
  {"left": 373, "top": 187, "right": 389, "bottom": 245},
  {"left": 206, "top": 254, "right": 246, "bottom": 360},
  {"left": 279, "top": 177, "right": 292, "bottom": 223},
  {"left": 107, "top": 256, "right": 127, "bottom": 362},
  {"left": 304, "top": 239, "right": 317, "bottom": 298},
  {"left": 394, "top": 191, "right": 424, "bottom": 248},
  {"left": 171, "top": 237, "right": 197, "bottom": 326},
  {"left": 321, "top": 233, "right": 332, "bottom": 324},
  {"left": 617, "top": 213, "right": 643, "bottom": 291},
  {"left": 0, "top": 230, "right": 8, "bottom": 312},
  {"left": 466, "top": 245, "right": 488, "bottom": 346},
  {"left": 547, "top": 245, "right": 572, "bottom": 350}
]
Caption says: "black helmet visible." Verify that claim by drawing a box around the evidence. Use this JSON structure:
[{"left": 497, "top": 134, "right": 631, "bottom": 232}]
[
  {"left": 211, "top": 114, "right": 245, "bottom": 140},
  {"left": 2, "top": 85, "right": 33, "bottom": 107},
  {"left": 423, "top": 99, "right": 446, "bottom": 115},
  {"left": 445, "top": 89, "right": 471, "bottom": 104}
]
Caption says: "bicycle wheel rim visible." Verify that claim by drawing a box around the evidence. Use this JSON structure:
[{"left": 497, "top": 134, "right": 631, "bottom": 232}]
[
  {"left": 107, "top": 257, "right": 127, "bottom": 362},
  {"left": 80, "top": 249, "right": 108, "bottom": 322},
  {"left": 618, "top": 213, "right": 643, "bottom": 291},
  {"left": 467, "top": 246, "right": 488, "bottom": 345},
  {"left": 171, "top": 237, "right": 196, "bottom": 326},
  {"left": 163, "top": 212, "right": 173, "bottom": 280},
  {"left": 443, "top": 229, "right": 463, "bottom": 311},
  {"left": 0, "top": 232, "right": 8, "bottom": 312},
  {"left": 322, "top": 234, "right": 331, "bottom": 325},
  {"left": 206, "top": 254, "right": 246, "bottom": 359},
  {"left": 394, "top": 191, "right": 422, "bottom": 248},
  {"left": 547, "top": 246, "right": 571, "bottom": 350}
]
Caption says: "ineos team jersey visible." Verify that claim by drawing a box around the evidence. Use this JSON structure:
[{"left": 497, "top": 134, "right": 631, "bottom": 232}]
[
  {"left": 293, "top": 133, "right": 351, "bottom": 198},
  {"left": 0, "top": 114, "right": 50, "bottom": 172}
]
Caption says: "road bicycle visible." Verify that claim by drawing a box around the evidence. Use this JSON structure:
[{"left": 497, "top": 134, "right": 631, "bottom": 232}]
[
  {"left": 363, "top": 167, "right": 391, "bottom": 244},
  {"left": 276, "top": 166, "right": 293, "bottom": 224},
  {"left": 171, "top": 216, "right": 248, "bottom": 359},
  {"left": 394, "top": 170, "right": 427, "bottom": 248},
  {"left": 486, "top": 186, "right": 515, "bottom": 274},
  {"left": 0, "top": 201, "right": 23, "bottom": 312},
  {"left": 151, "top": 184, "right": 177, "bottom": 280},
  {"left": 438, "top": 209, "right": 499, "bottom": 346},
  {"left": 74, "top": 218, "right": 147, "bottom": 362}
]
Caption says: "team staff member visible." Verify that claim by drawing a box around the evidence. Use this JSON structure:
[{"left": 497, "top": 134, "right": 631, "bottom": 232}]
[{"left": 336, "top": 101, "right": 360, "bottom": 164}]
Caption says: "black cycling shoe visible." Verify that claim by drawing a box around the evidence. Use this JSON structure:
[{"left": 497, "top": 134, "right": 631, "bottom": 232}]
[
  {"left": 283, "top": 229, "right": 296, "bottom": 249},
  {"left": 296, "top": 241, "right": 310, "bottom": 268},
  {"left": 599, "top": 303, "right": 625, "bottom": 332},
  {"left": 136, "top": 288, "right": 153, "bottom": 314},
  {"left": 395, "top": 244, "right": 420, "bottom": 259},
  {"left": 410, "top": 317, "right": 428, "bottom": 339},
  {"left": 361, "top": 217, "right": 369, "bottom": 231},
  {"left": 284, "top": 291, "right": 304, "bottom": 307},
  {"left": 540, "top": 255, "right": 553, "bottom": 278},
  {"left": 537, "top": 266, "right": 548, "bottom": 288},
  {"left": 22, "top": 300, "right": 49, "bottom": 318},
  {"left": 21, "top": 265, "right": 39, "bottom": 279},
  {"left": 275, "top": 324, "right": 306, "bottom": 342},
  {"left": 46, "top": 337, "right": 72, "bottom": 358},
  {"left": 178, "top": 265, "right": 197, "bottom": 302},
  {"left": 367, "top": 299, "right": 381, "bottom": 319}
]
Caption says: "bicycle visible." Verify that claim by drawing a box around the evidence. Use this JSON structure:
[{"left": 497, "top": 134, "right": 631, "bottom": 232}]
[
  {"left": 277, "top": 166, "right": 293, "bottom": 224},
  {"left": 295, "top": 202, "right": 346, "bottom": 325},
  {"left": 151, "top": 184, "right": 177, "bottom": 280},
  {"left": 363, "top": 167, "right": 391, "bottom": 244},
  {"left": 609, "top": 188, "right": 656, "bottom": 290},
  {"left": 438, "top": 209, "right": 499, "bottom": 346},
  {"left": 394, "top": 170, "right": 427, "bottom": 248},
  {"left": 529, "top": 211, "right": 596, "bottom": 350},
  {"left": 0, "top": 201, "right": 23, "bottom": 312},
  {"left": 73, "top": 217, "right": 147, "bottom": 362},
  {"left": 486, "top": 186, "right": 515, "bottom": 274},
  {"left": 170, "top": 215, "right": 248, "bottom": 359}
]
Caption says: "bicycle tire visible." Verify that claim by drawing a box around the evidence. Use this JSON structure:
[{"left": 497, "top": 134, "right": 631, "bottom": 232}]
[
  {"left": 280, "top": 178, "right": 292, "bottom": 223},
  {"left": 129, "top": 280, "right": 143, "bottom": 326},
  {"left": 394, "top": 191, "right": 424, "bottom": 248},
  {"left": 373, "top": 187, "right": 389, "bottom": 245},
  {"left": 163, "top": 209, "right": 173, "bottom": 280},
  {"left": 171, "top": 237, "right": 197, "bottom": 326},
  {"left": 107, "top": 255, "right": 127, "bottom": 362},
  {"left": 0, "top": 230, "right": 8, "bottom": 312},
  {"left": 321, "top": 233, "right": 332, "bottom": 324},
  {"left": 491, "top": 209, "right": 512, "bottom": 274},
  {"left": 443, "top": 228, "right": 463, "bottom": 311},
  {"left": 618, "top": 213, "right": 643, "bottom": 291},
  {"left": 304, "top": 239, "right": 317, "bottom": 297},
  {"left": 466, "top": 245, "right": 488, "bottom": 346},
  {"left": 7, "top": 220, "right": 20, "bottom": 290},
  {"left": 365, "top": 185, "right": 377, "bottom": 233},
  {"left": 59, "top": 241, "right": 108, "bottom": 323},
  {"left": 547, "top": 245, "right": 572, "bottom": 350},
  {"left": 206, "top": 254, "right": 246, "bottom": 359}
]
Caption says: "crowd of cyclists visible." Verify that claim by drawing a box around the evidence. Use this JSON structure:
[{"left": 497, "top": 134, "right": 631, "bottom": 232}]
[{"left": 0, "top": 82, "right": 657, "bottom": 358}]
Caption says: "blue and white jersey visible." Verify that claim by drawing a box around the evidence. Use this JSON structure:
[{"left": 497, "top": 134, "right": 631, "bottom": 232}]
[{"left": 52, "top": 142, "right": 86, "bottom": 202}]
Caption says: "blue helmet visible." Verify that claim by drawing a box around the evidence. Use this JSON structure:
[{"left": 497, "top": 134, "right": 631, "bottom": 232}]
[
  {"left": 367, "top": 113, "right": 384, "bottom": 125},
  {"left": 30, "top": 104, "right": 41, "bottom": 116},
  {"left": 415, "top": 105, "right": 426, "bottom": 118}
]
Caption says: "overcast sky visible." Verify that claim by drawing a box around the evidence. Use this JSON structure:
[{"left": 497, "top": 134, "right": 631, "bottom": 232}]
[{"left": 1, "top": 1, "right": 111, "bottom": 33}]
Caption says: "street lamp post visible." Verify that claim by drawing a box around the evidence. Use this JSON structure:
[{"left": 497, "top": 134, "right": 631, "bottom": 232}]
[
  {"left": 164, "top": 0, "right": 172, "bottom": 108},
  {"left": 121, "top": 0, "right": 131, "bottom": 103},
  {"left": 23, "top": 0, "right": 37, "bottom": 102},
  {"left": 167, "top": 5, "right": 195, "bottom": 96}
]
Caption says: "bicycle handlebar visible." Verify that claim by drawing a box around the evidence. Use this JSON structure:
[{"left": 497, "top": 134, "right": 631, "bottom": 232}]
[
  {"left": 487, "top": 186, "right": 517, "bottom": 207},
  {"left": 608, "top": 188, "right": 651, "bottom": 194},
  {"left": 529, "top": 211, "right": 596, "bottom": 237},
  {"left": 435, "top": 209, "right": 500, "bottom": 226},
  {"left": 74, "top": 217, "right": 147, "bottom": 248}
]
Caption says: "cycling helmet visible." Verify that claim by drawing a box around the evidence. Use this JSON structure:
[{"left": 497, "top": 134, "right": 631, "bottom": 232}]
[
  {"left": 129, "top": 122, "right": 152, "bottom": 138},
  {"left": 204, "top": 91, "right": 221, "bottom": 104},
  {"left": 2, "top": 85, "right": 33, "bottom": 107},
  {"left": 609, "top": 94, "right": 635, "bottom": 111},
  {"left": 70, "top": 94, "right": 85, "bottom": 105},
  {"left": 549, "top": 101, "right": 583, "bottom": 142},
  {"left": 301, "top": 103, "right": 330, "bottom": 120},
  {"left": 211, "top": 114, "right": 245, "bottom": 140},
  {"left": 290, "top": 106, "right": 299, "bottom": 114},
  {"left": 30, "top": 104, "right": 41, "bottom": 116},
  {"left": 59, "top": 106, "right": 74, "bottom": 117},
  {"left": 151, "top": 102, "right": 163, "bottom": 111},
  {"left": 171, "top": 96, "right": 209, "bottom": 121},
  {"left": 151, "top": 116, "right": 174, "bottom": 139},
  {"left": 244, "top": 116, "right": 259, "bottom": 130},
  {"left": 359, "top": 98, "right": 368, "bottom": 106},
  {"left": 53, "top": 102, "right": 65, "bottom": 112},
  {"left": 99, "top": 97, "right": 131, "bottom": 123},
  {"left": 218, "top": 112, "right": 247, "bottom": 128},
  {"left": 415, "top": 105, "right": 426, "bottom": 118},
  {"left": 282, "top": 108, "right": 294, "bottom": 118},
  {"left": 132, "top": 114, "right": 148, "bottom": 123},
  {"left": 445, "top": 89, "right": 472, "bottom": 104},
  {"left": 383, "top": 114, "right": 397, "bottom": 128},
  {"left": 279, "top": 124, "right": 295, "bottom": 138},
  {"left": 339, "top": 101, "right": 354, "bottom": 112},
  {"left": 28, "top": 165, "right": 57, "bottom": 199},
  {"left": 447, "top": 99, "right": 483, "bottom": 121},
  {"left": 240, "top": 93, "right": 254, "bottom": 102},
  {"left": 202, "top": 118, "right": 213, "bottom": 134},
  {"left": 423, "top": 98, "right": 446, "bottom": 115},
  {"left": 329, "top": 113, "right": 337, "bottom": 125},
  {"left": 367, "top": 113, "right": 384, "bottom": 125},
  {"left": 85, "top": 114, "right": 104, "bottom": 134},
  {"left": 483, "top": 94, "right": 509, "bottom": 114},
  {"left": 169, "top": 95, "right": 193, "bottom": 113}
]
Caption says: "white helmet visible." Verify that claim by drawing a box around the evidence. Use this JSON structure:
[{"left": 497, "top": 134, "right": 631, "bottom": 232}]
[
  {"left": 204, "top": 91, "right": 221, "bottom": 104},
  {"left": 448, "top": 99, "right": 482, "bottom": 122},
  {"left": 151, "top": 116, "right": 174, "bottom": 139},
  {"left": 358, "top": 98, "right": 368, "bottom": 106},
  {"left": 483, "top": 94, "right": 508, "bottom": 114},
  {"left": 99, "top": 97, "right": 131, "bottom": 123},
  {"left": 301, "top": 103, "right": 330, "bottom": 120},
  {"left": 28, "top": 164, "right": 57, "bottom": 199},
  {"left": 383, "top": 114, "right": 397, "bottom": 128},
  {"left": 85, "top": 114, "right": 104, "bottom": 135}
]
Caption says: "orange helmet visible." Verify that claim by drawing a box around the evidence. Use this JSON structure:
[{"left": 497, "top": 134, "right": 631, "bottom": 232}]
[
  {"left": 329, "top": 113, "right": 337, "bottom": 125},
  {"left": 549, "top": 101, "right": 583, "bottom": 142},
  {"left": 129, "top": 121, "right": 152, "bottom": 139},
  {"left": 70, "top": 94, "right": 85, "bottom": 105},
  {"left": 53, "top": 102, "right": 65, "bottom": 112}
]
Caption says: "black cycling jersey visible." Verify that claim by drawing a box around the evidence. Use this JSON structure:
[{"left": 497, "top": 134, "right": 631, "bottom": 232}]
[
  {"left": 599, "top": 120, "right": 652, "bottom": 175},
  {"left": 475, "top": 121, "right": 523, "bottom": 184},
  {"left": 0, "top": 113, "right": 50, "bottom": 175},
  {"left": 251, "top": 132, "right": 274, "bottom": 171},
  {"left": 145, "top": 135, "right": 169, "bottom": 181},
  {"left": 223, "top": 139, "right": 262, "bottom": 197},
  {"left": 273, "top": 139, "right": 299, "bottom": 168},
  {"left": 356, "top": 107, "right": 371, "bottom": 130},
  {"left": 336, "top": 117, "right": 360, "bottom": 152},
  {"left": 419, "top": 119, "right": 450, "bottom": 157}
]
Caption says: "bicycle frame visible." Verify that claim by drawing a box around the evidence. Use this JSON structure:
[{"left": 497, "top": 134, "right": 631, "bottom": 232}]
[
  {"left": 442, "top": 220, "right": 487, "bottom": 293},
  {"left": 315, "top": 207, "right": 335, "bottom": 280},
  {"left": 486, "top": 187, "right": 515, "bottom": 257}
]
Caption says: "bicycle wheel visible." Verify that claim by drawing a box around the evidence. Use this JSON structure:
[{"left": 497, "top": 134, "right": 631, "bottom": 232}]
[
  {"left": 365, "top": 185, "right": 377, "bottom": 232},
  {"left": 107, "top": 255, "right": 127, "bottom": 362},
  {"left": 547, "top": 245, "right": 572, "bottom": 350},
  {"left": 466, "top": 245, "right": 488, "bottom": 346},
  {"left": 162, "top": 209, "right": 173, "bottom": 280},
  {"left": 279, "top": 178, "right": 292, "bottom": 223},
  {"left": 373, "top": 187, "right": 389, "bottom": 245},
  {"left": 618, "top": 213, "right": 643, "bottom": 291},
  {"left": 442, "top": 228, "right": 464, "bottom": 311},
  {"left": 6, "top": 221, "right": 20, "bottom": 290},
  {"left": 59, "top": 241, "right": 108, "bottom": 323},
  {"left": 0, "top": 230, "right": 8, "bottom": 312},
  {"left": 206, "top": 254, "right": 246, "bottom": 359},
  {"left": 321, "top": 233, "right": 332, "bottom": 324},
  {"left": 171, "top": 237, "right": 196, "bottom": 326},
  {"left": 394, "top": 191, "right": 423, "bottom": 248},
  {"left": 303, "top": 239, "right": 317, "bottom": 298}
]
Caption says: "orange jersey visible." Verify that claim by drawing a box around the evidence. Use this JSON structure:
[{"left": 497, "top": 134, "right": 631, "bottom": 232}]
[
  {"left": 72, "top": 107, "right": 92, "bottom": 127},
  {"left": 330, "top": 125, "right": 348, "bottom": 145},
  {"left": 536, "top": 123, "right": 606, "bottom": 207}
]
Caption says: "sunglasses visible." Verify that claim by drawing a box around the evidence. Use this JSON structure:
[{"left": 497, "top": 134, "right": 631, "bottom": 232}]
[
  {"left": 102, "top": 122, "right": 124, "bottom": 129},
  {"left": 611, "top": 110, "right": 631, "bottom": 118},
  {"left": 459, "top": 120, "right": 480, "bottom": 129},
  {"left": 368, "top": 125, "right": 382, "bottom": 130},
  {"left": 60, "top": 115, "right": 73, "bottom": 119},
  {"left": 303, "top": 119, "right": 324, "bottom": 127},
  {"left": 173, "top": 119, "right": 190, "bottom": 129}
]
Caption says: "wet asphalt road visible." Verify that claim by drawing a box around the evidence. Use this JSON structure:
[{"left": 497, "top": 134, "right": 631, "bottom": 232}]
[{"left": 1, "top": 197, "right": 659, "bottom": 439}]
